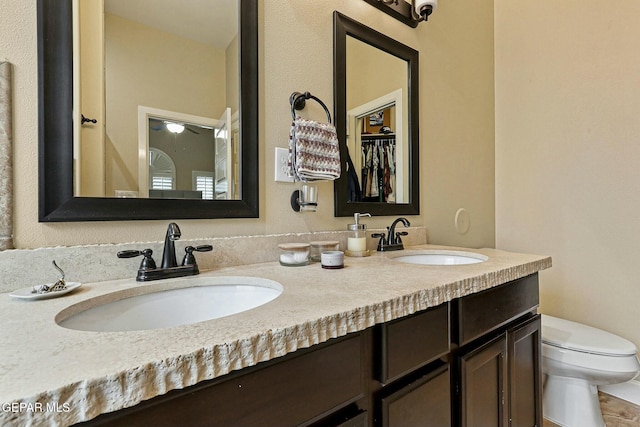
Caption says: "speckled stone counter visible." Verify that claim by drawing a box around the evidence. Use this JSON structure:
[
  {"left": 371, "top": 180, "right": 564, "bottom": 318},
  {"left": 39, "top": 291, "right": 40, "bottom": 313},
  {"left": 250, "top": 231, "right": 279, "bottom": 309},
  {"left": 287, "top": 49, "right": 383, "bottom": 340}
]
[{"left": 0, "top": 245, "right": 551, "bottom": 427}]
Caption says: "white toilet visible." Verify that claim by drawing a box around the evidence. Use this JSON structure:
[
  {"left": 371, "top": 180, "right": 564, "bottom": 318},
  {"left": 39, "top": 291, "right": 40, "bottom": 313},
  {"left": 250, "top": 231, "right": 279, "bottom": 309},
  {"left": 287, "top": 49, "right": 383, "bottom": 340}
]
[{"left": 541, "top": 315, "right": 640, "bottom": 427}]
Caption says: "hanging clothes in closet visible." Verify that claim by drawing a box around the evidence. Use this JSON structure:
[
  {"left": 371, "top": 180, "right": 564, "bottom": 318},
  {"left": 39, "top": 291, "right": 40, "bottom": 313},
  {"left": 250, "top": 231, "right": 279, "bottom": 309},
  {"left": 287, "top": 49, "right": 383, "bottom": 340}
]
[{"left": 360, "top": 135, "right": 396, "bottom": 203}]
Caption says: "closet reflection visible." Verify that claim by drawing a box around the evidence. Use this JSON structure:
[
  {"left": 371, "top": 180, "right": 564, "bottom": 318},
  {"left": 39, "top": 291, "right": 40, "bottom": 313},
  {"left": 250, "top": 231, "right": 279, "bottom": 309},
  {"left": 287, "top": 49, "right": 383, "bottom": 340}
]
[
  {"left": 359, "top": 131, "right": 398, "bottom": 203},
  {"left": 346, "top": 36, "right": 408, "bottom": 204}
]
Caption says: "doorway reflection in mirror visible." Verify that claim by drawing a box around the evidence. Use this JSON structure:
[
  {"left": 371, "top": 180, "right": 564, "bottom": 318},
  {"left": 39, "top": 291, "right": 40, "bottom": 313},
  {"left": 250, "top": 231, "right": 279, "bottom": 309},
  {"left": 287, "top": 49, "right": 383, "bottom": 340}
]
[
  {"left": 346, "top": 36, "right": 408, "bottom": 204},
  {"left": 74, "top": 0, "right": 240, "bottom": 200},
  {"left": 137, "top": 107, "right": 239, "bottom": 201}
]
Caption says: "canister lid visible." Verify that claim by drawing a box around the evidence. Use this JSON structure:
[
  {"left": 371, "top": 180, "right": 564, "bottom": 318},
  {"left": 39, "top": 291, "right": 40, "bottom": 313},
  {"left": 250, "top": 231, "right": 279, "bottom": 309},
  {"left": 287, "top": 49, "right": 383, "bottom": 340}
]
[
  {"left": 278, "top": 243, "right": 310, "bottom": 251},
  {"left": 310, "top": 240, "right": 340, "bottom": 248}
]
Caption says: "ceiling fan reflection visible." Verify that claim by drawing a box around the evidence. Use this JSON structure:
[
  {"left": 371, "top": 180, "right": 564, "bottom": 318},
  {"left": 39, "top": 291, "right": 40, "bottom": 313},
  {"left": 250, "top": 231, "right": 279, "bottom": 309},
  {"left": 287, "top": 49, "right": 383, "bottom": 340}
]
[{"left": 149, "top": 118, "right": 201, "bottom": 135}]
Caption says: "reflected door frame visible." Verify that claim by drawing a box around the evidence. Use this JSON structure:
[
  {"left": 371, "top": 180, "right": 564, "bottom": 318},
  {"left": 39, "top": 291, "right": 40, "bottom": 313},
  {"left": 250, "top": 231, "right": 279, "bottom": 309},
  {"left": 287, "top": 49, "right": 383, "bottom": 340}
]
[
  {"left": 137, "top": 106, "right": 218, "bottom": 198},
  {"left": 347, "top": 88, "right": 405, "bottom": 203}
]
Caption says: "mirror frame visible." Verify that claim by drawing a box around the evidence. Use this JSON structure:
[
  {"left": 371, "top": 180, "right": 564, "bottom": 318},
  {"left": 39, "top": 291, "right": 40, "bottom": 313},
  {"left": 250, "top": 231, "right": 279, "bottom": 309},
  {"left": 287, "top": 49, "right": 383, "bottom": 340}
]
[
  {"left": 333, "top": 12, "right": 420, "bottom": 217},
  {"left": 37, "top": 0, "right": 259, "bottom": 222}
]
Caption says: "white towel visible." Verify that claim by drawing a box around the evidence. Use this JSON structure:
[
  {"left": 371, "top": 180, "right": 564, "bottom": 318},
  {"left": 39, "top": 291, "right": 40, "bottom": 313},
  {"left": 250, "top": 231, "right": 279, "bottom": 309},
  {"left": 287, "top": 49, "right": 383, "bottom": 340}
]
[{"left": 288, "top": 117, "right": 341, "bottom": 181}]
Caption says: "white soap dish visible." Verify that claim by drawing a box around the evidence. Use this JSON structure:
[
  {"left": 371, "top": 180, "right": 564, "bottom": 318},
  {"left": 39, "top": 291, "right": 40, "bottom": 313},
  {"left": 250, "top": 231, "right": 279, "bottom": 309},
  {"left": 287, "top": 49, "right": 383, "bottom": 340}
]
[{"left": 9, "top": 282, "right": 82, "bottom": 300}]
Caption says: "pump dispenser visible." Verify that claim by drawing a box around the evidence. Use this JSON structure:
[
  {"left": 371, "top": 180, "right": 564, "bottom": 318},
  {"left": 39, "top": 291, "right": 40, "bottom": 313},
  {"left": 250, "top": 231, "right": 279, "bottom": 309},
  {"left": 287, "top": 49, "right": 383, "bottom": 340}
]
[{"left": 346, "top": 213, "right": 371, "bottom": 257}]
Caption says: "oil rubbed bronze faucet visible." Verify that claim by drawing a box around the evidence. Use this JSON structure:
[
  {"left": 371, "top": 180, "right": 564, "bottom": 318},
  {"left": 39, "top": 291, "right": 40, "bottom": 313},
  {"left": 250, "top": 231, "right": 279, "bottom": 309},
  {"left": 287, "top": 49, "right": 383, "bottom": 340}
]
[
  {"left": 161, "top": 222, "right": 182, "bottom": 269},
  {"left": 117, "top": 222, "right": 212, "bottom": 281},
  {"left": 372, "top": 217, "right": 411, "bottom": 251}
]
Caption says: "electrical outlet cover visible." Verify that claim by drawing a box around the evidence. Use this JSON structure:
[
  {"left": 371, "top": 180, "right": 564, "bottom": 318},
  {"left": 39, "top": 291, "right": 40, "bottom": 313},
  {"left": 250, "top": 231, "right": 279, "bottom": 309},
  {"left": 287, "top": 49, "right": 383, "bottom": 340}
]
[{"left": 274, "top": 147, "right": 294, "bottom": 182}]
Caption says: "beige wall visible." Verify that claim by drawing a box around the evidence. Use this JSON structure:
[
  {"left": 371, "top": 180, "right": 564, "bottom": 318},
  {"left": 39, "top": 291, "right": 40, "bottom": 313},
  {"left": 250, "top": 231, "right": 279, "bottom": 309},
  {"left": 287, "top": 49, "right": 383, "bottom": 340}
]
[
  {"left": 495, "top": 0, "right": 640, "bottom": 349},
  {"left": 1, "top": 0, "right": 495, "bottom": 252},
  {"left": 346, "top": 36, "right": 407, "bottom": 112}
]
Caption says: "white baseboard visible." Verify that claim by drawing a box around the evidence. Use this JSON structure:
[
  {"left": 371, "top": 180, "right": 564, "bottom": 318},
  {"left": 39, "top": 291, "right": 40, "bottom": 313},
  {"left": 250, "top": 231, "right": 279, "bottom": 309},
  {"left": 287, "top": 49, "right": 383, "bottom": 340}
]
[{"left": 600, "top": 380, "right": 640, "bottom": 406}]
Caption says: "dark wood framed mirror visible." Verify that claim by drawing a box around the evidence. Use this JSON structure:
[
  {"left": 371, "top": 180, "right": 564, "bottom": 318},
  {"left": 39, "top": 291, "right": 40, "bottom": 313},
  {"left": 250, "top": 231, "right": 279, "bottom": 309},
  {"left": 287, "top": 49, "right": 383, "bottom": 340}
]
[
  {"left": 333, "top": 11, "right": 420, "bottom": 217},
  {"left": 37, "top": 0, "right": 258, "bottom": 221}
]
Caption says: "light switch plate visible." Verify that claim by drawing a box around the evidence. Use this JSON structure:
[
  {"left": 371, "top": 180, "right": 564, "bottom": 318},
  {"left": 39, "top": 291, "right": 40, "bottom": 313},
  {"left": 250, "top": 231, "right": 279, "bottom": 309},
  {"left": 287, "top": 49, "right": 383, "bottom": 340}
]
[{"left": 274, "top": 147, "right": 294, "bottom": 182}]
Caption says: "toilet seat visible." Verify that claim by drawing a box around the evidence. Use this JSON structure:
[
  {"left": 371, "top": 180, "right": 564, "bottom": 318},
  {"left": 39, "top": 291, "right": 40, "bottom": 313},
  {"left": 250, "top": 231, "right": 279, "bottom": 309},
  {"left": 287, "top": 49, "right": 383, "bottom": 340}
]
[
  {"left": 542, "top": 315, "right": 637, "bottom": 356},
  {"left": 542, "top": 342, "right": 640, "bottom": 378}
]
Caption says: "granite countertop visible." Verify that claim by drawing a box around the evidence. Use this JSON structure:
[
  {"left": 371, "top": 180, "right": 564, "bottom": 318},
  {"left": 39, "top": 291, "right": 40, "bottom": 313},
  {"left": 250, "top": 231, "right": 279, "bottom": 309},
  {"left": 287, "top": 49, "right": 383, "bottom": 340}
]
[{"left": 0, "top": 245, "right": 551, "bottom": 427}]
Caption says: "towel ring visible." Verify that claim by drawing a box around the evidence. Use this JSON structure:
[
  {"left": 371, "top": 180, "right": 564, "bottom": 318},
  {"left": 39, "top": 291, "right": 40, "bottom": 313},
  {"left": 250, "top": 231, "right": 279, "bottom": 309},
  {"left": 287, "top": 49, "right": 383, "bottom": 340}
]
[{"left": 289, "top": 91, "right": 332, "bottom": 124}]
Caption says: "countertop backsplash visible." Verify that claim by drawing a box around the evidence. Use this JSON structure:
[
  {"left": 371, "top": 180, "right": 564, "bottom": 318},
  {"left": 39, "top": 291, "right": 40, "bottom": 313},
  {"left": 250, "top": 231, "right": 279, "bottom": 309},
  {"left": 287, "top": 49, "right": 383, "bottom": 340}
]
[{"left": 0, "top": 227, "right": 427, "bottom": 294}]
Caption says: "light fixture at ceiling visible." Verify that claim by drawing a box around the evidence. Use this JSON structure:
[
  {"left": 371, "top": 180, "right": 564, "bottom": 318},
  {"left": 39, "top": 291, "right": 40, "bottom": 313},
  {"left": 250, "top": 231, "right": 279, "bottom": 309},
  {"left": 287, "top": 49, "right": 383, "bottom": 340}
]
[
  {"left": 165, "top": 122, "right": 185, "bottom": 134},
  {"left": 364, "top": 0, "right": 438, "bottom": 27},
  {"left": 412, "top": 0, "right": 437, "bottom": 22}
]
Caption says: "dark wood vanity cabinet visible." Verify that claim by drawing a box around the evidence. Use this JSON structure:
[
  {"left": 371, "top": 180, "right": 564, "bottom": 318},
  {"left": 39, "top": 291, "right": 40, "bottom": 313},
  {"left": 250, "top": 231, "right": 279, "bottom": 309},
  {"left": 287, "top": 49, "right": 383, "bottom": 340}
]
[
  {"left": 453, "top": 274, "right": 542, "bottom": 427},
  {"left": 456, "top": 315, "right": 541, "bottom": 427},
  {"left": 79, "top": 274, "right": 541, "bottom": 427}
]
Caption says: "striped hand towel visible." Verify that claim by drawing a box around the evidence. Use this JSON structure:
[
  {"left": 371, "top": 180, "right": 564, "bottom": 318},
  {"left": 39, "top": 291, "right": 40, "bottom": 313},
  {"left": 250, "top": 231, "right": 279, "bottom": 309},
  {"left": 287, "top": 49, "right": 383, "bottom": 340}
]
[{"left": 289, "top": 117, "right": 341, "bottom": 181}]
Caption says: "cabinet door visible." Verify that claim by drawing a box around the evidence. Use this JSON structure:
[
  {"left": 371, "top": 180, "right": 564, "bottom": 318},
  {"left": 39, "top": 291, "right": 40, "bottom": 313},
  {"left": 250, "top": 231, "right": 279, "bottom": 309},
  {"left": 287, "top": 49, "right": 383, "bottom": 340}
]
[
  {"left": 459, "top": 334, "right": 508, "bottom": 427},
  {"left": 508, "top": 315, "right": 542, "bottom": 427},
  {"left": 381, "top": 365, "right": 451, "bottom": 427}
]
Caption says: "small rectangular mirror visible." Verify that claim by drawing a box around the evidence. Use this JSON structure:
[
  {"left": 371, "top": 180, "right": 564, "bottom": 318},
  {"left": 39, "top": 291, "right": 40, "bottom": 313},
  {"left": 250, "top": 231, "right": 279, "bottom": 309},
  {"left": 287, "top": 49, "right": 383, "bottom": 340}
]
[{"left": 333, "top": 12, "right": 420, "bottom": 217}]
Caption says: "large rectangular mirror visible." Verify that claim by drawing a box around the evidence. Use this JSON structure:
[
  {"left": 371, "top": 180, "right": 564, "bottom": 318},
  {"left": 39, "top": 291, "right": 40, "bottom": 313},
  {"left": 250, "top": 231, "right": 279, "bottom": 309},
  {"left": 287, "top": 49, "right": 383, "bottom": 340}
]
[
  {"left": 38, "top": 0, "right": 258, "bottom": 221},
  {"left": 333, "top": 12, "right": 420, "bottom": 217}
]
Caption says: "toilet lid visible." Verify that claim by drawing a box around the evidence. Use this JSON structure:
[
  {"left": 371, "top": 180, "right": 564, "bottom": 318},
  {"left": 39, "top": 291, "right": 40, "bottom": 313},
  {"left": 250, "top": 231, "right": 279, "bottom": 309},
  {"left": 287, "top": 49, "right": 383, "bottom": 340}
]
[{"left": 542, "top": 315, "right": 637, "bottom": 356}]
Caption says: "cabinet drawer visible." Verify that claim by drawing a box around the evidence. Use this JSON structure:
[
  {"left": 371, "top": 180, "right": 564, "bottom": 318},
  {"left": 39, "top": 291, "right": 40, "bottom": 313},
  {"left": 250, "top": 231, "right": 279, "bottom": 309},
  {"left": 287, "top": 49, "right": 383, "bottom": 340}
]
[
  {"left": 84, "top": 333, "right": 365, "bottom": 427},
  {"left": 378, "top": 303, "right": 450, "bottom": 383},
  {"left": 192, "top": 333, "right": 365, "bottom": 426},
  {"left": 335, "top": 411, "right": 367, "bottom": 427},
  {"left": 453, "top": 274, "right": 539, "bottom": 346},
  {"left": 381, "top": 364, "right": 451, "bottom": 427}
]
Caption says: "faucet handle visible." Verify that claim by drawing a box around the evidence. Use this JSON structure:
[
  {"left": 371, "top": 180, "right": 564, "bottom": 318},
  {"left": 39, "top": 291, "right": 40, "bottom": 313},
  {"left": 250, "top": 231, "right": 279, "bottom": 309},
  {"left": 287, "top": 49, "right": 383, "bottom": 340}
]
[
  {"left": 371, "top": 233, "right": 387, "bottom": 251},
  {"left": 395, "top": 231, "right": 409, "bottom": 247},
  {"left": 117, "top": 249, "right": 157, "bottom": 271},
  {"left": 182, "top": 245, "right": 213, "bottom": 266}
]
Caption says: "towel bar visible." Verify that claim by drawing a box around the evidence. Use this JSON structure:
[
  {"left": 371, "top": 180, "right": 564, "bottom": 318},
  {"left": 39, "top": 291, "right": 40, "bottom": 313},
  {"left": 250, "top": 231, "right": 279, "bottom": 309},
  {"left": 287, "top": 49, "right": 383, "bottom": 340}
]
[{"left": 289, "top": 91, "right": 332, "bottom": 124}]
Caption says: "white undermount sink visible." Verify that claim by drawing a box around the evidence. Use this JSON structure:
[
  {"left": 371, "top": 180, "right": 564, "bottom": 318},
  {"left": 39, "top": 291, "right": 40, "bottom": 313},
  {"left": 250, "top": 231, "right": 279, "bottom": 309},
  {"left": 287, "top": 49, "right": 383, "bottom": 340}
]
[
  {"left": 391, "top": 250, "right": 488, "bottom": 266},
  {"left": 57, "top": 276, "right": 283, "bottom": 332}
]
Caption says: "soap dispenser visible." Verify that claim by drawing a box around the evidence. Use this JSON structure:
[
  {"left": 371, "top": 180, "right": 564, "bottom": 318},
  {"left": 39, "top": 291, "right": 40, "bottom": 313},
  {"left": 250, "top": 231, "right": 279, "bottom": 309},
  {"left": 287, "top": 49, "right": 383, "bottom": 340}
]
[{"left": 346, "top": 213, "right": 371, "bottom": 257}]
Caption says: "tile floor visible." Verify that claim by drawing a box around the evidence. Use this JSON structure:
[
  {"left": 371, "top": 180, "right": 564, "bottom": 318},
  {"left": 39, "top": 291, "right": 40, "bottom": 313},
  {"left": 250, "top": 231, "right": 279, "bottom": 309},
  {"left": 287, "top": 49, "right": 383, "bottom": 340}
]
[{"left": 543, "top": 392, "right": 640, "bottom": 427}]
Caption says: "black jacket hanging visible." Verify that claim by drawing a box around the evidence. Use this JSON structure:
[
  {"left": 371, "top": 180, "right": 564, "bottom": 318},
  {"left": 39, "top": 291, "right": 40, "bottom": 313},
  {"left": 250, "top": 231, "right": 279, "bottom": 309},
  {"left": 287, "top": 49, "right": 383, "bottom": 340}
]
[{"left": 346, "top": 153, "right": 362, "bottom": 202}]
